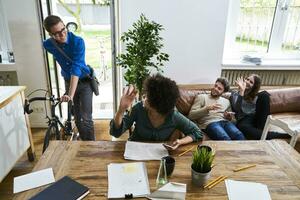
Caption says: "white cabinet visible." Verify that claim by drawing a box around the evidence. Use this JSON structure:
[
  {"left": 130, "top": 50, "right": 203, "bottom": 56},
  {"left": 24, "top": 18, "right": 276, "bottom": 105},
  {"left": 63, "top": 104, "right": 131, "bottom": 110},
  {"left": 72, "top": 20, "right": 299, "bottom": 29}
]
[{"left": 0, "top": 86, "right": 35, "bottom": 182}]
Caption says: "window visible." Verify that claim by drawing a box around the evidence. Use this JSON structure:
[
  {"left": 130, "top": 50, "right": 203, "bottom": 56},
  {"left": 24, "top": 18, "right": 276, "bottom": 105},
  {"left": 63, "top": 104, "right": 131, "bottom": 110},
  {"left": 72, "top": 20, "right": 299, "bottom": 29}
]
[
  {"left": 0, "top": 0, "right": 14, "bottom": 63},
  {"left": 224, "top": 0, "right": 300, "bottom": 61}
]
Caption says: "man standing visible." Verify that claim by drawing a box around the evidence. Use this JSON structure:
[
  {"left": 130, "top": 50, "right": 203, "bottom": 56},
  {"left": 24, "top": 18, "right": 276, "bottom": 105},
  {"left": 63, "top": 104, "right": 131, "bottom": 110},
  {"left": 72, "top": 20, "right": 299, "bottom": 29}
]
[
  {"left": 188, "top": 78, "right": 245, "bottom": 140},
  {"left": 43, "top": 15, "right": 94, "bottom": 140}
]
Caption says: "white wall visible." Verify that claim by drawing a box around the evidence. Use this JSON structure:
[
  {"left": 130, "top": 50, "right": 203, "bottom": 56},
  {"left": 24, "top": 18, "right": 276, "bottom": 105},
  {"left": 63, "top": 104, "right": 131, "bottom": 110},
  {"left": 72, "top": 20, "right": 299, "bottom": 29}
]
[
  {"left": 0, "top": 0, "right": 48, "bottom": 127},
  {"left": 120, "top": 0, "right": 230, "bottom": 84}
]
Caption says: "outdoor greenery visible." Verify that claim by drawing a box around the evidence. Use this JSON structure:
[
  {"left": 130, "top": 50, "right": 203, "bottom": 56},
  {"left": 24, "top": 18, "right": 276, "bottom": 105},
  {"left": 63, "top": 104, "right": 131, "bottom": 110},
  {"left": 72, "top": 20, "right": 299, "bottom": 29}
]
[
  {"left": 58, "top": 0, "right": 82, "bottom": 32},
  {"left": 240, "top": 0, "right": 276, "bottom": 7},
  {"left": 57, "top": 0, "right": 110, "bottom": 32},
  {"left": 192, "top": 146, "right": 215, "bottom": 173},
  {"left": 237, "top": 0, "right": 300, "bottom": 53},
  {"left": 91, "top": 0, "right": 110, "bottom": 5},
  {"left": 117, "top": 14, "right": 169, "bottom": 95},
  {"left": 78, "top": 30, "right": 111, "bottom": 69},
  {"left": 235, "top": 36, "right": 299, "bottom": 52},
  {"left": 49, "top": 29, "right": 111, "bottom": 73}
]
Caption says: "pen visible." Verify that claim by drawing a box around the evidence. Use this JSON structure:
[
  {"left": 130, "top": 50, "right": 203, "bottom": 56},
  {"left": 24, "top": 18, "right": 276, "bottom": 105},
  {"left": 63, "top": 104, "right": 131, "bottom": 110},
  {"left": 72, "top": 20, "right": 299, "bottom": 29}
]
[
  {"left": 207, "top": 176, "right": 228, "bottom": 189},
  {"left": 203, "top": 175, "right": 223, "bottom": 189},
  {"left": 178, "top": 146, "right": 195, "bottom": 157},
  {"left": 233, "top": 164, "right": 256, "bottom": 172}
]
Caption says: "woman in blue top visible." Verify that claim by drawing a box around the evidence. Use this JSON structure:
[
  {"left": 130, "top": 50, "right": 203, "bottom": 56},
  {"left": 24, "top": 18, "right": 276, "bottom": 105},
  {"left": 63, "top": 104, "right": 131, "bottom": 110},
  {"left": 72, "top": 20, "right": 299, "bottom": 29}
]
[{"left": 110, "top": 74, "right": 202, "bottom": 149}]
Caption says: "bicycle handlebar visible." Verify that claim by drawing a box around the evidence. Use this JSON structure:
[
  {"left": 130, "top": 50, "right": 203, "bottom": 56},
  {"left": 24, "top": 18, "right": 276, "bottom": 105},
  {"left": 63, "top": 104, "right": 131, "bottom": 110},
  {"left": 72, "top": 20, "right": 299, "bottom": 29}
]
[{"left": 24, "top": 96, "right": 60, "bottom": 114}]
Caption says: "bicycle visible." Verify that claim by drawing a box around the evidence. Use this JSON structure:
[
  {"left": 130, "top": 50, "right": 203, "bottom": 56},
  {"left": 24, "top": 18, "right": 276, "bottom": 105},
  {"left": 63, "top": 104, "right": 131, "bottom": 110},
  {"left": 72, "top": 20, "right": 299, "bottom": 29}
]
[{"left": 24, "top": 95, "right": 73, "bottom": 153}]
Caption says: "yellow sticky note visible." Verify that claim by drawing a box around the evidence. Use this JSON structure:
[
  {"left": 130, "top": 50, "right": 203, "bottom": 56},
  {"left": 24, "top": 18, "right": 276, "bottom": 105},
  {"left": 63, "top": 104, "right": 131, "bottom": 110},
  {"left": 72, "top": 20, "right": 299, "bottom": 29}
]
[{"left": 123, "top": 163, "right": 138, "bottom": 173}]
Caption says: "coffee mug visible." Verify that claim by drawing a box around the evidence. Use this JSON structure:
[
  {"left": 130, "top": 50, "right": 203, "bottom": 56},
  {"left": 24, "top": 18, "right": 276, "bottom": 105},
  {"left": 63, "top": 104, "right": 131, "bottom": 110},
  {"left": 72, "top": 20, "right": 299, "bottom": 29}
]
[{"left": 162, "top": 156, "right": 175, "bottom": 177}]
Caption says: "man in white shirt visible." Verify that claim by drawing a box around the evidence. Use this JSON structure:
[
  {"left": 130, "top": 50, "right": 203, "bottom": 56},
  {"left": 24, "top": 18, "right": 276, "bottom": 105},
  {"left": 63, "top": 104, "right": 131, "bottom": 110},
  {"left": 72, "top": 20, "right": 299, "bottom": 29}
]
[{"left": 188, "top": 78, "right": 245, "bottom": 140}]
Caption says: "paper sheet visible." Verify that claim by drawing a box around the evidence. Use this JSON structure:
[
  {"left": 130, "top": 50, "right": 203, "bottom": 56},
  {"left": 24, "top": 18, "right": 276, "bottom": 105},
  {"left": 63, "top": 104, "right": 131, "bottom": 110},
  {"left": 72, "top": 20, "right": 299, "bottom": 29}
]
[
  {"left": 124, "top": 141, "right": 169, "bottom": 160},
  {"left": 107, "top": 162, "right": 150, "bottom": 199},
  {"left": 148, "top": 182, "right": 186, "bottom": 200},
  {"left": 225, "top": 179, "right": 272, "bottom": 200},
  {"left": 13, "top": 168, "right": 55, "bottom": 193}
]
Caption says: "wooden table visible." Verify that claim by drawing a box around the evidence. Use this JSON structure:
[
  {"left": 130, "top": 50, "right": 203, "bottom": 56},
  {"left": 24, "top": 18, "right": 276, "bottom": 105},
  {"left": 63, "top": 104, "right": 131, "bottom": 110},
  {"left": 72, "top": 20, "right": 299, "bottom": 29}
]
[
  {"left": 0, "top": 86, "right": 35, "bottom": 182},
  {"left": 14, "top": 140, "right": 300, "bottom": 199}
]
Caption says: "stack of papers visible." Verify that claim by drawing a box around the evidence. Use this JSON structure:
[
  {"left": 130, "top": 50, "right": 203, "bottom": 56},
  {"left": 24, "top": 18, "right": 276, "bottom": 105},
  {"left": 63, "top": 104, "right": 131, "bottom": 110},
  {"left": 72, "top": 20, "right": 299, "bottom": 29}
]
[
  {"left": 124, "top": 141, "right": 169, "bottom": 160},
  {"left": 225, "top": 179, "right": 272, "bottom": 200},
  {"left": 107, "top": 162, "right": 150, "bottom": 199},
  {"left": 148, "top": 182, "right": 186, "bottom": 200}
]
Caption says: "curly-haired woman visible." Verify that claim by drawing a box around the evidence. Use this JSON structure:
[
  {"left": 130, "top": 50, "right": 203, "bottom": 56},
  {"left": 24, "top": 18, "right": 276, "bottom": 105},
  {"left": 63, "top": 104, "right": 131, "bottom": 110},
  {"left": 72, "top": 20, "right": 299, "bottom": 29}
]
[{"left": 110, "top": 74, "right": 202, "bottom": 149}]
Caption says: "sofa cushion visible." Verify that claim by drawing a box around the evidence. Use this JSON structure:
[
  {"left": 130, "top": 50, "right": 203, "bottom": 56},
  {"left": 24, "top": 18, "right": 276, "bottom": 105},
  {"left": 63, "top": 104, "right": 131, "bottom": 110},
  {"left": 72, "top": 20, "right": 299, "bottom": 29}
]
[
  {"left": 176, "top": 89, "right": 208, "bottom": 116},
  {"left": 268, "top": 88, "right": 300, "bottom": 114}
]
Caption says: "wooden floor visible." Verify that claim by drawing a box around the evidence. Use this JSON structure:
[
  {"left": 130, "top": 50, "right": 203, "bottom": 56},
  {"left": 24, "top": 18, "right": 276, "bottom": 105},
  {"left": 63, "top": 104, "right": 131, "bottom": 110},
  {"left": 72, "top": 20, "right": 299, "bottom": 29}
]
[{"left": 0, "top": 119, "right": 299, "bottom": 200}]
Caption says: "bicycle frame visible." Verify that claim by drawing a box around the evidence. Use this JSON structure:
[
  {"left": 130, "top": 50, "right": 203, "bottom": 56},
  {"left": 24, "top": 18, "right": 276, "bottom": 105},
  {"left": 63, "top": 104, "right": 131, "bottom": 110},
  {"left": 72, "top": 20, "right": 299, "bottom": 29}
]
[{"left": 24, "top": 95, "right": 73, "bottom": 152}]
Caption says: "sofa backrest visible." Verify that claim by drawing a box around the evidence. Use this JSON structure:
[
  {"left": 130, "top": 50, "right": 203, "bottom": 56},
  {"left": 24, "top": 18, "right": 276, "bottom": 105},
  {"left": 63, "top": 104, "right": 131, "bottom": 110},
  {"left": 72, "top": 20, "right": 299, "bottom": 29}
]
[
  {"left": 176, "top": 89, "right": 207, "bottom": 116},
  {"left": 267, "top": 87, "right": 300, "bottom": 114},
  {"left": 176, "top": 87, "right": 300, "bottom": 116}
]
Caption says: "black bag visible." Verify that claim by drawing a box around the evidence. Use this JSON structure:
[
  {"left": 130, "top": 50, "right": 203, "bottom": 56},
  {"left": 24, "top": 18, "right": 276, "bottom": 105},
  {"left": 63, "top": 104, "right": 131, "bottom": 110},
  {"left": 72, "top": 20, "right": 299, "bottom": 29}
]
[{"left": 87, "top": 65, "right": 100, "bottom": 96}]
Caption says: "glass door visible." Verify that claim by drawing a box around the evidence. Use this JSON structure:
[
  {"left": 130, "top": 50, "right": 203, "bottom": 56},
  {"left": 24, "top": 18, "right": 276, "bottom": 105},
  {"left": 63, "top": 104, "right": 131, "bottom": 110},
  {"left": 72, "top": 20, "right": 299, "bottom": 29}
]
[{"left": 38, "top": 0, "right": 115, "bottom": 119}]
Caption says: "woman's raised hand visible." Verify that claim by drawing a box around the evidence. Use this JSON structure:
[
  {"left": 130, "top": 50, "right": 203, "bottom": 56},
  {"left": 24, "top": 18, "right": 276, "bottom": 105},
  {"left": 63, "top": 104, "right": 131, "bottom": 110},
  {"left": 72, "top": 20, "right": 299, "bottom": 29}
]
[
  {"left": 119, "top": 85, "right": 137, "bottom": 112},
  {"left": 235, "top": 77, "right": 246, "bottom": 95}
]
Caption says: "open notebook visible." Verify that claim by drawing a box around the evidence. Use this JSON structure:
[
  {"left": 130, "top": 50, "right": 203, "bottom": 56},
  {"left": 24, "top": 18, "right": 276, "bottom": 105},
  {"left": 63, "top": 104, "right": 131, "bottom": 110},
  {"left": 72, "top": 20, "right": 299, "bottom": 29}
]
[{"left": 124, "top": 141, "right": 169, "bottom": 160}]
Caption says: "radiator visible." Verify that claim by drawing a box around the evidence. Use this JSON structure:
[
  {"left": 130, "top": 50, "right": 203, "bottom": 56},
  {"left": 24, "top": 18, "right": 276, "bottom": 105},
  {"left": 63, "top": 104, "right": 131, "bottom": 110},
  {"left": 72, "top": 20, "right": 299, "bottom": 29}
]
[{"left": 221, "top": 70, "right": 300, "bottom": 86}]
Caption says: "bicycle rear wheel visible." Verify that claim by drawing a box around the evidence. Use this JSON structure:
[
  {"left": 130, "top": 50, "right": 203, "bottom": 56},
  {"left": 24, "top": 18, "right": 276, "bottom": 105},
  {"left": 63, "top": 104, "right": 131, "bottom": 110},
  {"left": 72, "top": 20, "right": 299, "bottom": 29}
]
[{"left": 42, "top": 125, "right": 58, "bottom": 153}]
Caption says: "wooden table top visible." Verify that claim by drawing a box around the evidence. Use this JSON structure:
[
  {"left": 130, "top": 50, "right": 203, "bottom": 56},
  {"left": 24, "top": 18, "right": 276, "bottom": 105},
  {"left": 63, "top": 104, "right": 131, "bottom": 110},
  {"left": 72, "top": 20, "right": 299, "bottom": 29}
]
[
  {"left": 14, "top": 140, "right": 300, "bottom": 200},
  {"left": 0, "top": 86, "right": 26, "bottom": 108}
]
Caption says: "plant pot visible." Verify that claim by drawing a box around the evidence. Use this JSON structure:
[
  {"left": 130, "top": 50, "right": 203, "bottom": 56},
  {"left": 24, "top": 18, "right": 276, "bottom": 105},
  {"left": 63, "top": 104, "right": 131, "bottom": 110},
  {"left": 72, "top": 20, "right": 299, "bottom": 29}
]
[
  {"left": 191, "top": 166, "right": 211, "bottom": 186},
  {"left": 197, "top": 145, "right": 212, "bottom": 152},
  {"left": 198, "top": 144, "right": 216, "bottom": 156}
]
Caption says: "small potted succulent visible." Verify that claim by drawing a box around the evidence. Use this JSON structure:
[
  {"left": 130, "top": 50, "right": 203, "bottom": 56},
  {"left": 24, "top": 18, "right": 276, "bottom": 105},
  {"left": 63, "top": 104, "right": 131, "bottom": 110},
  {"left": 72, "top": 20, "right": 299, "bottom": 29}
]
[{"left": 191, "top": 145, "right": 214, "bottom": 186}]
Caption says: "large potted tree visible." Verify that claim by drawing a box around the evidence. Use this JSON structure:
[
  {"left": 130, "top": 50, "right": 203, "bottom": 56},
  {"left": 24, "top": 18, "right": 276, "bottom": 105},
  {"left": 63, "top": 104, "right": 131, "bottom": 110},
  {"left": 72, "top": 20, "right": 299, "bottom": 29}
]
[{"left": 117, "top": 14, "right": 169, "bottom": 97}]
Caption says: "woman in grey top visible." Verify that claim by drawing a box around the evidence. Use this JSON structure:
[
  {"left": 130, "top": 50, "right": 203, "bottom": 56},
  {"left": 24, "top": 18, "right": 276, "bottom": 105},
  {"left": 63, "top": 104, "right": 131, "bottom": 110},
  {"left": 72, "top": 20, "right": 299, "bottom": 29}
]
[
  {"left": 110, "top": 74, "right": 202, "bottom": 149},
  {"left": 230, "top": 74, "right": 288, "bottom": 140}
]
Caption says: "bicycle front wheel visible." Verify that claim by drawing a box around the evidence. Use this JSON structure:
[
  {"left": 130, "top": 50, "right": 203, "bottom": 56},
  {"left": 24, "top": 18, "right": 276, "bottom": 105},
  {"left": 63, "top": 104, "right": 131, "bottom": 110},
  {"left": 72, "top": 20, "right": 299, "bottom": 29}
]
[{"left": 42, "top": 125, "right": 58, "bottom": 153}]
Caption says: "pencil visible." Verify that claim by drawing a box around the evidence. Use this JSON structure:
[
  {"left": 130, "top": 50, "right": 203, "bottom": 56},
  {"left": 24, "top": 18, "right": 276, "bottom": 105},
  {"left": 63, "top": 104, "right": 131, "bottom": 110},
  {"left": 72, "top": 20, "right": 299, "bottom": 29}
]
[
  {"left": 203, "top": 175, "right": 223, "bottom": 189},
  {"left": 233, "top": 164, "right": 256, "bottom": 172},
  {"left": 207, "top": 176, "right": 228, "bottom": 189},
  {"left": 178, "top": 146, "right": 195, "bottom": 157}
]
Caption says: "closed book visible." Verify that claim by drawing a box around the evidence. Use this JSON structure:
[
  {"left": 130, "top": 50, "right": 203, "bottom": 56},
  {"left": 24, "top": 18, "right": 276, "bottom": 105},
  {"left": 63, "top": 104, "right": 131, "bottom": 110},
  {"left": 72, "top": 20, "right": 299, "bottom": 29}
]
[{"left": 29, "top": 176, "right": 89, "bottom": 200}]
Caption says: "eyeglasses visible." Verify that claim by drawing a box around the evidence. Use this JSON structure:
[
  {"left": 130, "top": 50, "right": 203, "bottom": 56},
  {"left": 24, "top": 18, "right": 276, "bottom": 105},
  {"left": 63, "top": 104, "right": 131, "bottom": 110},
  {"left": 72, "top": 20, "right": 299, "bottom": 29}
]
[{"left": 51, "top": 27, "right": 67, "bottom": 38}]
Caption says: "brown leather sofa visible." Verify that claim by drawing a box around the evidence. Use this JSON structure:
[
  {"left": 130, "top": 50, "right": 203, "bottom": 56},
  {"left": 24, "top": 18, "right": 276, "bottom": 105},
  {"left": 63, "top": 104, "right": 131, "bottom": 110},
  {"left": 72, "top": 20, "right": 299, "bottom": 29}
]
[{"left": 176, "top": 86, "right": 300, "bottom": 140}]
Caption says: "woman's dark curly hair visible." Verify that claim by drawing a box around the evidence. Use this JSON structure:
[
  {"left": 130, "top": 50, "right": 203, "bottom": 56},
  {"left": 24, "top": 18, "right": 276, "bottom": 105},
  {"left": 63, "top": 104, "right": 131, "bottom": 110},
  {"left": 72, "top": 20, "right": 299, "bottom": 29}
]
[
  {"left": 245, "top": 74, "right": 261, "bottom": 101},
  {"left": 143, "top": 74, "right": 179, "bottom": 115}
]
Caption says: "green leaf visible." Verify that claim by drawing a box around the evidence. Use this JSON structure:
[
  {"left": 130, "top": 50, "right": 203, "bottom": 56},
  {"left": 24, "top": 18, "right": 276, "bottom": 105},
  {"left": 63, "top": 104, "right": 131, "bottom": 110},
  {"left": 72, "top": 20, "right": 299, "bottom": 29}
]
[
  {"left": 192, "top": 147, "right": 215, "bottom": 173},
  {"left": 117, "top": 14, "right": 169, "bottom": 94}
]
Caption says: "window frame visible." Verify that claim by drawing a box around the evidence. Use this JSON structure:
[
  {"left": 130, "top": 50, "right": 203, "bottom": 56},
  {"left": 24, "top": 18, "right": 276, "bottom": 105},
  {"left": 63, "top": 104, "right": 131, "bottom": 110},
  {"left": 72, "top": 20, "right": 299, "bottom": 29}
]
[
  {"left": 223, "top": 0, "right": 300, "bottom": 66},
  {"left": 0, "top": 0, "right": 14, "bottom": 63}
]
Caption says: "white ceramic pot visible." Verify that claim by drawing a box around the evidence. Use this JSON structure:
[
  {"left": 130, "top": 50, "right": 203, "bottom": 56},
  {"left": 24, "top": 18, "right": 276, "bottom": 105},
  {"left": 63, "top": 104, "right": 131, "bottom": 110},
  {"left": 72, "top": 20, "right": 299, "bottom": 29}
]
[{"left": 191, "top": 166, "right": 211, "bottom": 186}]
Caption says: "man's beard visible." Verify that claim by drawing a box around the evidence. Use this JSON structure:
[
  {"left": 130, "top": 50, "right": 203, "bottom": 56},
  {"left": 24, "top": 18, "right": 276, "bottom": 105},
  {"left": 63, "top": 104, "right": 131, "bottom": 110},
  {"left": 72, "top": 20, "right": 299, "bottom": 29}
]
[{"left": 210, "top": 90, "right": 221, "bottom": 98}]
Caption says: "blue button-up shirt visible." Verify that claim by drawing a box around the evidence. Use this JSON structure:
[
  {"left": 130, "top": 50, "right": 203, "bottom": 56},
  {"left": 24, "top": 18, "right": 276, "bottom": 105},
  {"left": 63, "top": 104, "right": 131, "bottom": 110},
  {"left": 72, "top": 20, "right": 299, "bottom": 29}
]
[{"left": 43, "top": 32, "right": 90, "bottom": 80}]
